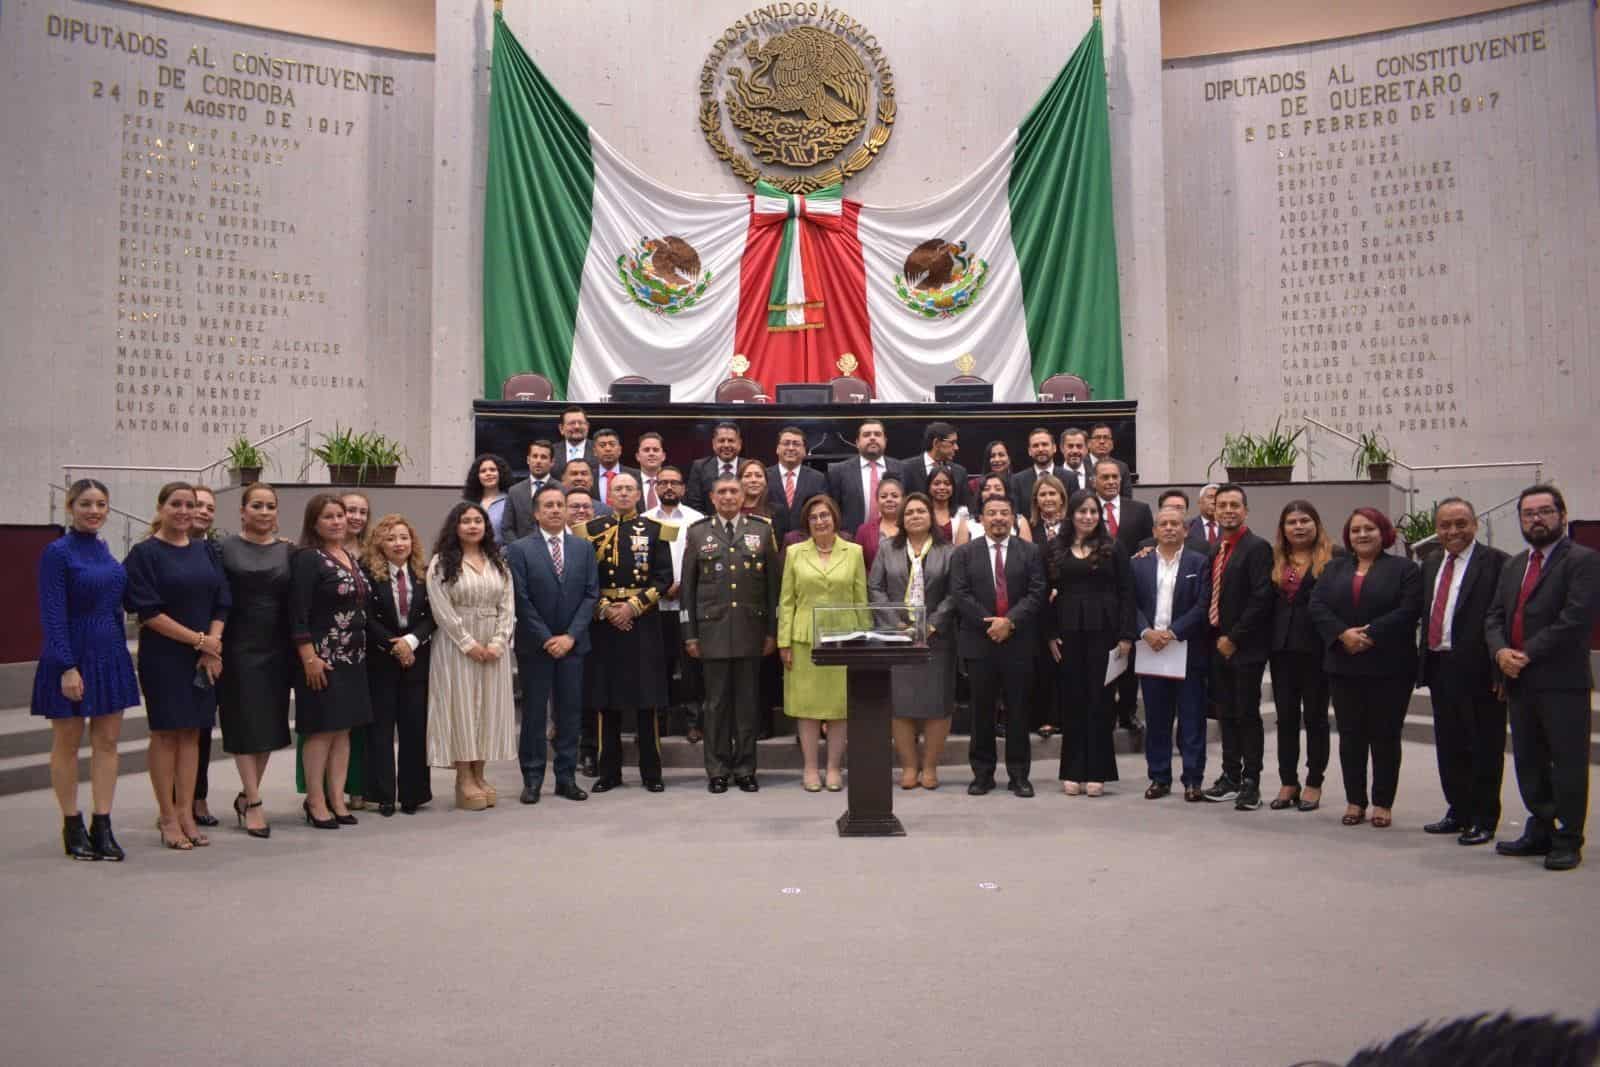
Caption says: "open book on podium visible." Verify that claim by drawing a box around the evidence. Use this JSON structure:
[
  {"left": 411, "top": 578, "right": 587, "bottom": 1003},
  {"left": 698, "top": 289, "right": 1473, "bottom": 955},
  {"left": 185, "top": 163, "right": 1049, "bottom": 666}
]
[{"left": 812, "top": 604, "right": 928, "bottom": 647}]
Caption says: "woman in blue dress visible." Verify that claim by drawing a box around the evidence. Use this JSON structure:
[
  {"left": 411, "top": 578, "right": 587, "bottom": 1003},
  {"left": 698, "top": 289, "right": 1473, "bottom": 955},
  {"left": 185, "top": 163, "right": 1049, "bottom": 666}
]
[
  {"left": 32, "top": 479, "right": 142, "bottom": 861},
  {"left": 123, "top": 482, "right": 231, "bottom": 851}
]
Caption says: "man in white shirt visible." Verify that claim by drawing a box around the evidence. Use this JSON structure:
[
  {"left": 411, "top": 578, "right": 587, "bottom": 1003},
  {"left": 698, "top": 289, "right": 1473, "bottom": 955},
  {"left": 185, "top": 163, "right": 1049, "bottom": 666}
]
[
  {"left": 825, "top": 419, "right": 904, "bottom": 531},
  {"left": 766, "top": 425, "right": 825, "bottom": 542},
  {"left": 645, "top": 465, "right": 706, "bottom": 742},
  {"left": 551, "top": 405, "right": 596, "bottom": 478},
  {"left": 902, "top": 420, "right": 970, "bottom": 511},
  {"left": 505, "top": 438, "right": 557, "bottom": 543},
  {"left": 685, "top": 421, "right": 744, "bottom": 513},
  {"left": 1010, "top": 427, "right": 1070, "bottom": 504},
  {"left": 1188, "top": 483, "right": 1221, "bottom": 549},
  {"left": 636, "top": 432, "right": 668, "bottom": 512},
  {"left": 1087, "top": 422, "right": 1133, "bottom": 498},
  {"left": 1058, "top": 427, "right": 1093, "bottom": 492}
]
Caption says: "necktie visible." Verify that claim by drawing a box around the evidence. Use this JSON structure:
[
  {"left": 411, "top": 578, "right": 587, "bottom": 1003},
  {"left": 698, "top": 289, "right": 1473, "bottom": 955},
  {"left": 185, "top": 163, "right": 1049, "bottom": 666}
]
[
  {"left": 1510, "top": 549, "right": 1542, "bottom": 650},
  {"left": 1207, "top": 521, "right": 1218, "bottom": 545},
  {"left": 725, "top": 519, "right": 736, "bottom": 540},
  {"left": 992, "top": 542, "right": 1009, "bottom": 616},
  {"left": 866, "top": 461, "right": 881, "bottom": 524},
  {"left": 1105, "top": 499, "right": 1118, "bottom": 537},
  {"left": 396, "top": 568, "right": 409, "bottom": 618},
  {"left": 721, "top": 462, "right": 733, "bottom": 478},
  {"left": 784, "top": 469, "right": 796, "bottom": 508},
  {"left": 1427, "top": 553, "right": 1457, "bottom": 650},
  {"left": 1209, "top": 540, "right": 1229, "bottom": 627},
  {"left": 603, "top": 469, "right": 615, "bottom": 501},
  {"left": 549, "top": 535, "right": 564, "bottom": 579},
  {"left": 644, "top": 477, "right": 656, "bottom": 510}
]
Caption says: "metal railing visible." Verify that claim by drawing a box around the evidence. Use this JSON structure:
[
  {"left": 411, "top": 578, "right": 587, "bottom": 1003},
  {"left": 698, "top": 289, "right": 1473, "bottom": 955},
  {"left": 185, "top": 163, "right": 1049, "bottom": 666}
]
[
  {"left": 1406, "top": 491, "right": 1527, "bottom": 554},
  {"left": 60, "top": 418, "right": 314, "bottom": 489},
  {"left": 41, "top": 485, "right": 153, "bottom": 558}
]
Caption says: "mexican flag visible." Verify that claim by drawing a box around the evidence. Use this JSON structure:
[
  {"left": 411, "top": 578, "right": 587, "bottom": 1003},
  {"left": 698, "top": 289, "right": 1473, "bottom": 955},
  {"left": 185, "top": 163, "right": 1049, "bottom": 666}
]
[{"left": 483, "top": 13, "right": 1123, "bottom": 402}]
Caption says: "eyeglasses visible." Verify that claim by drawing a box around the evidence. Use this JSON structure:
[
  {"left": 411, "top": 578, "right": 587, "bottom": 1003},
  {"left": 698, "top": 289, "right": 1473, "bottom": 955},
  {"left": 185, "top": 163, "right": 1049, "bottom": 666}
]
[{"left": 1520, "top": 507, "right": 1560, "bottom": 519}]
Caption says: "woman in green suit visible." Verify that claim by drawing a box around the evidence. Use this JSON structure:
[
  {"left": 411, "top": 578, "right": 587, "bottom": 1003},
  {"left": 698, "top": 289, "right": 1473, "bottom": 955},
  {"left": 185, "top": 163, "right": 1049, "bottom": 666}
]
[{"left": 778, "top": 493, "right": 868, "bottom": 793}]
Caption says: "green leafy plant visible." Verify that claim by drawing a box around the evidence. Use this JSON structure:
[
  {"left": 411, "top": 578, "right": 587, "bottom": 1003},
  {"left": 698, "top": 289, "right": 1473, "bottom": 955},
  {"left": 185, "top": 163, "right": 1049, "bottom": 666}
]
[
  {"left": 311, "top": 424, "right": 367, "bottom": 468},
  {"left": 1396, "top": 505, "right": 1436, "bottom": 547},
  {"left": 1352, "top": 430, "right": 1394, "bottom": 476},
  {"left": 360, "top": 431, "right": 409, "bottom": 468},
  {"left": 1208, "top": 416, "right": 1306, "bottom": 474},
  {"left": 224, "top": 436, "right": 270, "bottom": 470}
]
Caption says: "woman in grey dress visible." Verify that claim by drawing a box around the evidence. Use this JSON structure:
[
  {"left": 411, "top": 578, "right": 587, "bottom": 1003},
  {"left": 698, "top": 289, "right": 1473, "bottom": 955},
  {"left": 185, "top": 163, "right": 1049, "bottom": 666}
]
[{"left": 867, "top": 492, "right": 956, "bottom": 790}]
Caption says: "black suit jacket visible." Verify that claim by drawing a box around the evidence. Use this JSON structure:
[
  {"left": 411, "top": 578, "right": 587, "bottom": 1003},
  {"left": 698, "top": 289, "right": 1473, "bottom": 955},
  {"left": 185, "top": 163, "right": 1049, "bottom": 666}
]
[
  {"left": 504, "top": 476, "right": 557, "bottom": 544},
  {"left": 364, "top": 563, "right": 436, "bottom": 688},
  {"left": 1308, "top": 554, "right": 1423, "bottom": 678},
  {"left": 1269, "top": 552, "right": 1347, "bottom": 656},
  {"left": 826, "top": 456, "right": 906, "bottom": 533},
  {"left": 766, "top": 463, "right": 826, "bottom": 544},
  {"left": 1010, "top": 465, "right": 1075, "bottom": 512},
  {"left": 685, "top": 454, "right": 743, "bottom": 513},
  {"left": 1087, "top": 454, "right": 1134, "bottom": 497},
  {"left": 1486, "top": 539, "right": 1600, "bottom": 691},
  {"left": 901, "top": 456, "right": 970, "bottom": 512},
  {"left": 1102, "top": 496, "right": 1154, "bottom": 557},
  {"left": 591, "top": 464, "right": 642, "bottom": 509},
  {"left": 1417, "top": 542, "right": 1507, "bottom": 690},
  {"left": 550, "top": 440, "right": 597, "bottom": 481},
  {"left": 1210, "top": 530, "right": 1276, "bottom": 664},
  {"left": 949, "top": 535, "right": 1047, "bottom": 663}
]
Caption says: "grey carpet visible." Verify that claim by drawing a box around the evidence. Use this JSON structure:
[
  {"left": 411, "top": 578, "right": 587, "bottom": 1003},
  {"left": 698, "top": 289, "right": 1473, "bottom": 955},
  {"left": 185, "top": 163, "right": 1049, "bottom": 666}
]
[{"left": 1, "top": 739, "right": 1593, "bottom": 1066}]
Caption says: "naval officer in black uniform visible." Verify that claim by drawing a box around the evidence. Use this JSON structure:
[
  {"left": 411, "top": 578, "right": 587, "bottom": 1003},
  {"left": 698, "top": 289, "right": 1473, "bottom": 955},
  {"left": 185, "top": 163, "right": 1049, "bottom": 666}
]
[
  {"left": 582, "top": 472, "right": 674, "bottom": 792},
  {"left": 681, "top": 475, "right": 781, "bottom": 793}
]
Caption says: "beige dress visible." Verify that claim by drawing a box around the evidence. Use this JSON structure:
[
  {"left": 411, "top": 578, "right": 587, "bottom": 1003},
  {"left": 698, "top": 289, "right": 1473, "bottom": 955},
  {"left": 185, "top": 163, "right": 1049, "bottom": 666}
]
[{"left": 425, "top": 554, "right": 517, "bottom": 765}]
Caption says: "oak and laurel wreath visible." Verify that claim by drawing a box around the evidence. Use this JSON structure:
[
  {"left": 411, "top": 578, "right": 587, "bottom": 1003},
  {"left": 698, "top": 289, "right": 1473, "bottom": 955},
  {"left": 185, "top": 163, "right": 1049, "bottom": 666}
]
[
  {"left": 616, "top": 242, "right": 713, "bottom": 315},
  {"left": 893, "top": 257, "right": 991, "bottom": 319},
  {"left": 699, "top": 94, "right": 895, "bottom": 195}
]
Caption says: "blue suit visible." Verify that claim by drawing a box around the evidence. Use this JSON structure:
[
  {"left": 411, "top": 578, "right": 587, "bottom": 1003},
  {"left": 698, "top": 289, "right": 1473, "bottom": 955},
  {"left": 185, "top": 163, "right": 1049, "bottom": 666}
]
[
  {"left": 1131, "top": 546, "right": 1212, "bottom": 788},
  {"left": 507, "top": 529, "right": 599, "bottom": 788}
]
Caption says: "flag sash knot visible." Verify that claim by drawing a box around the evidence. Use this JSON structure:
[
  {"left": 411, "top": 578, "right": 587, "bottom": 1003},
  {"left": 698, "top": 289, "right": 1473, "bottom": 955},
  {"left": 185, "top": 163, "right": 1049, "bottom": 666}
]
[{"left": 753, "top": 180, "right": 841, "bottom": 331}]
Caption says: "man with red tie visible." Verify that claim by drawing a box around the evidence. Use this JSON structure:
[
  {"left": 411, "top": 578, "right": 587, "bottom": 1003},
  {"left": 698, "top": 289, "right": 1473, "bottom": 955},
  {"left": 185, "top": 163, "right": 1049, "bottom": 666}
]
[
  {"left": 1486, "top": 485, "right": 1599, "bottom": 871},
  {"left": 950, "top": 496, "right": 1047, "bottom": 797},
  {"left": 590, "top": 428, "right": 639, "bottom": 508},
  {"left": 766, "top": 425, "right": 825, "bottom": 544},
  {"left": 1417, "top": 498, "right": 1508, "bottom": 846},
  {"left": 825, "top": 419, "right": 904, "bottom": 533},
  {"left": 1095, "top": 460, "right": 1153, "bottom": 739},
  {"left": 1188, "top": 483, "right": 1221, "bottom": 550}
]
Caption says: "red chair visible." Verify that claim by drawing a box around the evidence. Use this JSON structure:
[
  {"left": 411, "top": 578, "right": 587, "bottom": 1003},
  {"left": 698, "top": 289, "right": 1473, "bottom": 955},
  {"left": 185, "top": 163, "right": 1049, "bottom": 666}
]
[
  {"left": 715, "top": 377, "right": 764, "bottom": 403},
  {"left": 829, "top": 376, "right": 873, "bottom": 403},
  {"left": 1038, "top": 373, "right": 1091, "bottom": 402},
  {"left": 502, "top": 373, "right": 554, "bottom": 401}
]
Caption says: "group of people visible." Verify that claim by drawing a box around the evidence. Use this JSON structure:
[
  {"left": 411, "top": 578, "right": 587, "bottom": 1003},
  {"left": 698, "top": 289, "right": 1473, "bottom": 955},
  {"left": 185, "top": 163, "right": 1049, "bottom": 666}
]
[{"left": 31, "top": 407, "right": 1597, "bottom": 872}]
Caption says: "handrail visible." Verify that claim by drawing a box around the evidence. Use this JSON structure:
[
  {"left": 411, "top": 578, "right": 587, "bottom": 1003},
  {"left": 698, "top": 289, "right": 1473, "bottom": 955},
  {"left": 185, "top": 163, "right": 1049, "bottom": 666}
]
[
  {"left": 1302, "top": 417, "right": 1542, "bottom": 487},
  {"left": 61, "top": 418, "right": 313, "bottom": 482},
  {"left": 1406, "top": 490, "right": 1526, "bottom": 551}
]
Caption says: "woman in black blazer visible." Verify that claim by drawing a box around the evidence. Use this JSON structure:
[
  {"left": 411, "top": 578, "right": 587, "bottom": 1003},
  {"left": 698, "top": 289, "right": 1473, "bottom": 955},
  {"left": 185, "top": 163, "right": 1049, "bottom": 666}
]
[
  {"left": 1308, "top": 508, "right": 1422, "bottom": 828},
  {"left": 362, "top": 515, "right": 436, "bottom": 816},
  {"left": 1267, "top": 500, "right": 1338, "bottom": 812}
]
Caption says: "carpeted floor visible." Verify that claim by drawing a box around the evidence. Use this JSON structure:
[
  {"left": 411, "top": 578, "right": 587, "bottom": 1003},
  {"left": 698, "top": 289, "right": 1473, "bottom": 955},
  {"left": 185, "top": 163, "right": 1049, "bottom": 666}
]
[{"left": 1, "top": 739, "right": 1593, "bottom": 1066}]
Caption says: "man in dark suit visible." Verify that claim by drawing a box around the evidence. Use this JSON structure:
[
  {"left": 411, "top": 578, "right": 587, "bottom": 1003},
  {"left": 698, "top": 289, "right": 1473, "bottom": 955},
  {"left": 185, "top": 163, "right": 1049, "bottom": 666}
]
[
  {"left": 1094, "top": 459, "right": 1153, "bottom": 738},
  {"left": 681, "top": 475, "right": 781, "bottom": 793},
  {"left": 950, "top": 495, "right": 1048, "bottom": 797},
  {"left": 767, "top": 424, "right": 825, "bottom": 544},
  {"left": 826, "top": 419, "right": 905, "bottom": 533},
  {"left": 507, "top": 484, "right": 599, "bottom": 804},
  {"left": 1187, "top": 484, "right": 1222, "bottom": 551},
  {"left": 1132, "top": 506, "right": 1213, "bottom": 801},
  {"left": 901, "top": 420, "right": 969, "bottom": 512},
  {"left": 1418, "top": 497, "right": 1509, "bottom": 846},
  {"left": 561, "top": 462, "right": 612, "bottom": 519},
  {"left": 684, "top": 420, "right": 744, "bottom": 513},
  {"left": 1202, "top": 483, "right": 1276, "bottom": 811},
  {"left": 590, "top": 427, "right": 641, "bottom": 509},
  {"left": 1058, "top": 427, "right": 1095, "bottom": 494},
  {"left": 1011, "top": 427, "right": 1073, "bottom": 507},
  {"left": 504, "top": 438, "right": 556, "bottom": 543},
  {"left": 550, "top": 405, "right": 597, "bottom": 480},
  {"left": 1087, "top": 422, "right": 1134, "bottom": 498},
  {"left": 1486, "top": 485, "right": 1600, "bottom": 871}
]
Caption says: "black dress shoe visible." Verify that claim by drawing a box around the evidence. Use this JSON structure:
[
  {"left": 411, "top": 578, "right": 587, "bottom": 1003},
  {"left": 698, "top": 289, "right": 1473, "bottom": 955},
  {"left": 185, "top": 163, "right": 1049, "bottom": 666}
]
[
  {"left": 62, "top": 814, "right": 97, "bottom": 861},
  {"left": 553, "top": 781, "right": 588, "bottom": 801},
  {"left": 1545, "top": 847, "right": 1582, "bottom": 871},
  {"left": 191, "top": 809, "right": 221, "bottom": 829},
  {"left": 519, "top": 786, "right": 541, "bottom": 805},
  {"left": 1009, "top": 779, "right": 1035, "bottom": 798},
  {"left": 378, "top": 802, "right": 396, "bottom": 818},
  {"left": 1183, "top": 786, "right": 1204, "bottom": 803},
  {"left": 1457, "top": 827, "right": 1495, "bottom": 846},
  {"left": 1496, "top": 833, "right": 1552, "bottom": 857},
  {"left": 708, "top": 777, "right": 729, "bottom": 794},
  {"left": 967, "top": 777, "right": 995, "bottom": 796},
  {"left": 645, "top": 780, "right": 666, "bottom": 793},
  {"left": 734, "top": 776, "right": 759, "bottom": 793},
  {"left": 1423, "top": 815, "right": 1463, "bottom": 835},
  {"left": 590, "top": 777, "right": 622, "bottom": 793},
  {"left": 1145, "top": 782, "right": 1171, "bottom": 800},
  {"left": 400, "top": 803, "right": 420, "bottom": 815},
  {"left": 578, "top": 757, "right": 598, "bottom": 778}
]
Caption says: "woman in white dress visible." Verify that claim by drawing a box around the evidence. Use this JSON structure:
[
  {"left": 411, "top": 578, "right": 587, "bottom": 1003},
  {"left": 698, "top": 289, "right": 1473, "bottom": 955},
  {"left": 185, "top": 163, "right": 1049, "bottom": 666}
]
[{"left": 425, "top": 501, "right": 516, "bottom": 812}]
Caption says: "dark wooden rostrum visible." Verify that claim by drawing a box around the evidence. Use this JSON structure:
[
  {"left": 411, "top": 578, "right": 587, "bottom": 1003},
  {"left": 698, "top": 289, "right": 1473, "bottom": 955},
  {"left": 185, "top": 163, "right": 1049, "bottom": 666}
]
[{"left": 810, "top": 642, "right": 933, "bottom": 838}]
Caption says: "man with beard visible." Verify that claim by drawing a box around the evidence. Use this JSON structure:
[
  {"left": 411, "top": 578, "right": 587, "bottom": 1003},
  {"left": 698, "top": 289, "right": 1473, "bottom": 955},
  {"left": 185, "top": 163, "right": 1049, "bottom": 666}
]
[
  {"left": 644, "top": 466, "right": 706, "bottom": 742},
  {"left": 504, "top": 438, "right": 557, "bottom": 543},
  {"left": 826, "top": 419, "right": 905, "bottom": 532},
  {"left": 551, "top": 405, "right": 597, "bottom": 479},
  {"left": 1487, "top": 485, "right": 1599, "bottom": 871},
  {"left": 561, "top": 461, "right": 612, "bottom": 519}
]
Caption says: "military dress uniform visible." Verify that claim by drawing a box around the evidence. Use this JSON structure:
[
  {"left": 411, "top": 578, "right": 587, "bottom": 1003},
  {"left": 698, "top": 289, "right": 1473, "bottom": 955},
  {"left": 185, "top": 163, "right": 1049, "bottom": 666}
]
[
  {"left": 581, "top": 510, "right": 675, "bottom": 789},
  {"left": 680, "top": 513, "right": 781, "bottom": 787}
]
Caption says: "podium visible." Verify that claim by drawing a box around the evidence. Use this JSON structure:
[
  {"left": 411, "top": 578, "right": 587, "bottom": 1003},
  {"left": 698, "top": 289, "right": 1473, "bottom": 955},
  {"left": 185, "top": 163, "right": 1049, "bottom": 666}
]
[{"left": 810, "top": 606, "right": 931, "bottom": 838}]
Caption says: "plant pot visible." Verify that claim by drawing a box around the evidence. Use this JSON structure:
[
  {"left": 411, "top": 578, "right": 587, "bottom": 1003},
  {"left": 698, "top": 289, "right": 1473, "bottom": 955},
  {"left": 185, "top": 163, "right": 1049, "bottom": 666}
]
[
  {"left": 1225, "top": 465, "right": 1295, "bottom": 484},
  {"left": 1366, "top": 462, "right": 1391, "bottom": 482},
  {"left": 363, "top": 466, "right": 399, "bottom": 486},
  {"left": 1409, "top": 539, "right": 1444, "bottom": 565},
  {"left": 229, "top": 466, "right": 262, "bottom": 487},
  {"left": 327, "top": 464, "right": 362, "bottom": 485}
]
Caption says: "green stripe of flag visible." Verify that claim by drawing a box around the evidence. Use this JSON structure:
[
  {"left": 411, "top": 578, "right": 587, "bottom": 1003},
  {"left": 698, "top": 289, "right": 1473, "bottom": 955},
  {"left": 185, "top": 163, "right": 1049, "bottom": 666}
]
[
  {"left": 483, "top": 14, "right": 595, "bottom": 399},
  {"left": 1008, "top": 19, "right": 1125, "bottom": 398}
]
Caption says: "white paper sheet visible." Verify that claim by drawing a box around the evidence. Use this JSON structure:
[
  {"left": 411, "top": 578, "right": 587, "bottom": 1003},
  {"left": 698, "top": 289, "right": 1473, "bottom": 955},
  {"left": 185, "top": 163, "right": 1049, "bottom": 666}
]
[
  {"left": 1104, "top": 645, "right": 1130, "bottom": 685},
  {"left": 1134, "top": 638, "right": 1187, "bottom": 680}
]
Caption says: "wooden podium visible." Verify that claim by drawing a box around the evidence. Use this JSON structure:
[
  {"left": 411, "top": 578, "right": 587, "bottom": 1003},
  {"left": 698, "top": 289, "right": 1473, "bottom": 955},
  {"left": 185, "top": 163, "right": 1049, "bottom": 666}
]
[{"left": 810, "top": 642, "right": 932, "bottom": 837}]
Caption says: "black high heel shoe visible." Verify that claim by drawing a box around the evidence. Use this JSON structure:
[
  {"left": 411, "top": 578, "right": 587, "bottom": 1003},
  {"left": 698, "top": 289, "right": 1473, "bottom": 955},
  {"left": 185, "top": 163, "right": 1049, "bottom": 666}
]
[
  {"left": 191, "top": 802, "right": 220, "bottom": 829},
  {"left": 1269, "top": 787, "right": 1301, "bottom": 811},
  {"left": 302, "top": 801, "right": 340, "bottom": 830},
  {"left": 234, "top": 793, "right": 271, "bottom": 839},
  {"left": 89, "top": 813, "right": 125, "bottom": 861},
  {"left": 63, "top": 814, "right": 97, "bottom": 861}
]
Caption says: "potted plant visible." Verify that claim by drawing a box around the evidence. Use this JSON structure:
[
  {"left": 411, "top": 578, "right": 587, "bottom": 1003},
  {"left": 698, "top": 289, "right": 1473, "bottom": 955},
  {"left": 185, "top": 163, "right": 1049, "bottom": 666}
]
[
  {"left": 224, "top": 436, "right": 269, "bottom": 486},
  {"left": 359, "top": 431, "right": 408, "bottom": 486},
  {"left": 1397, "top": 505, "right": 1440, "bottom": 562},
  {"left": 311, "top": 425, "right": 367, "bottom": 485},
  {"left": 1208, "top": 416, "right": 1304, "bottom": 483},
  {"left": 1353, "top": 430, "right": 1395, "bottom": 482}
]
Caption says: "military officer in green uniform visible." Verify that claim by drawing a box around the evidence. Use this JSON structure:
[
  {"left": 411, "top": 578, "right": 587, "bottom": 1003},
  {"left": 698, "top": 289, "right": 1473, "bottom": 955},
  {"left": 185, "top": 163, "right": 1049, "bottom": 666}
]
[
  {"left": 582, "top": 472, "right": 674, "bottom": 792},
  {"left": 681, "top": 475, "right": 781, "bottom": 793}
]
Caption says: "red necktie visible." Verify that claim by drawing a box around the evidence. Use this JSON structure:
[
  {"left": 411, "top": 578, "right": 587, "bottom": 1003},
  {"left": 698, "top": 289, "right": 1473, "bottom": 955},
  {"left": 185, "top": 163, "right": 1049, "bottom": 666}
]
[
  {"left": 992, "top": 542, "right": 1009, "bottom": 616},
  {"left": 645, "top": 477, "right": 657, "bottom": 511},
  {"left": 1510, "top": 549, "right": 1542, "bottom": 650},
  {"left": 1105, "top": 499, "right": 1118, "bottom": 537},
  {"left": 784, "top": 469, "right": 796, "bottom": 508},
  {"left": 1207, "top": 521, "right": 1218, "bottom": 545},
  {"left": 866, "top": 461, "right": 881, "bottom": 524},
  {"left": 396, "top": 568, "right": 410, "bottom": 618},
  {"left": 1426, "top": 553, "right": 1457, "bottom": 650},
  {"left": 1209, "top": 540, "right": 1229, "bottom": 627},
  {"left": 603, "top": 469, "right": 615, "bottom": 502},
  {"left": 549, "top": 535, "right": 564, "bottom": 580}
]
